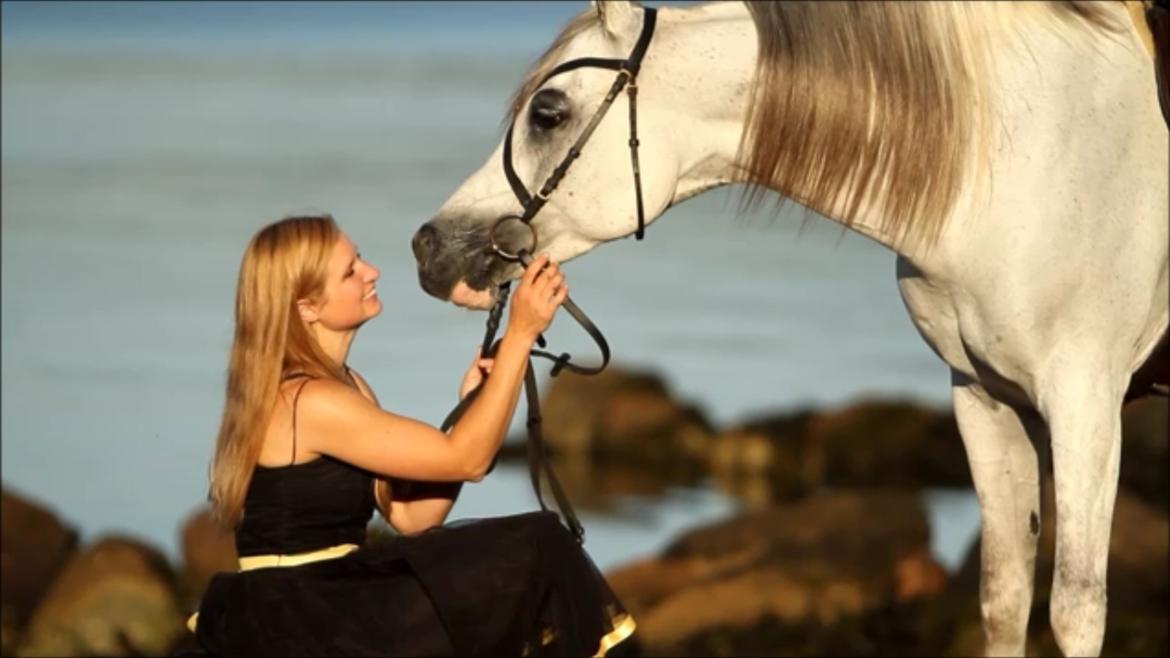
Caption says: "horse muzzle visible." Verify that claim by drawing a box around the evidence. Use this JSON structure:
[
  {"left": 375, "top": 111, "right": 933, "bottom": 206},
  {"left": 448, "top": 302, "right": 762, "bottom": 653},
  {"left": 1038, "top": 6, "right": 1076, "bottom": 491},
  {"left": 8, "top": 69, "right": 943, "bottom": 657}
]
[{"left": 411, "top": 219, "right": 520, "bottom": 305}]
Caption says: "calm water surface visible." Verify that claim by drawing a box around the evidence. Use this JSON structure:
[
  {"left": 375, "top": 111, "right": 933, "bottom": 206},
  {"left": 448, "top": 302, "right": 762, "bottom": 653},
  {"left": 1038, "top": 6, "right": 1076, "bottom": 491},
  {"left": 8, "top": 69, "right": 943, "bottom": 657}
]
[{"left": 0, "top": 1, "right": 978, "bottom": 572}]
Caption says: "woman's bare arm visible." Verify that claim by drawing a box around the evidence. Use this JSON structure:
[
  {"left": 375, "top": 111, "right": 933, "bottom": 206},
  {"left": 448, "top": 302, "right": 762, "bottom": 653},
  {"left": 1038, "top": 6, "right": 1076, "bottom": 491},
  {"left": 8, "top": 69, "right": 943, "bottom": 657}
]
[
  {"left": 296, "top": 255, "right": 566, "bottom": 484},
  {"left": 350, "top": 369, "right": 461, "bottom": 535}
]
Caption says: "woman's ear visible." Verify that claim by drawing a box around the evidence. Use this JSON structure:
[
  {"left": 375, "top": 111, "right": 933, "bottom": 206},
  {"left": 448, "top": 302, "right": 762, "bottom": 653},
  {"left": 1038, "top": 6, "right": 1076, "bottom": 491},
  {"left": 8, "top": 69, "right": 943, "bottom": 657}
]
[{"left": 297, "top": 298, "right": 320, "bottom": 324}]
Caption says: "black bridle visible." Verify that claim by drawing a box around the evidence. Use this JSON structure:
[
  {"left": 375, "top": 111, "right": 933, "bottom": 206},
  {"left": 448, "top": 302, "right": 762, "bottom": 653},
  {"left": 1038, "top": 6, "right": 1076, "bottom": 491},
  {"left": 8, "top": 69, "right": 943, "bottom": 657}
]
[
  {"left": 494, "top": 5, "right": 658, "bottom": 250},
  {"left": 442, "top": 8, "right": 659, "bottom": 544}
]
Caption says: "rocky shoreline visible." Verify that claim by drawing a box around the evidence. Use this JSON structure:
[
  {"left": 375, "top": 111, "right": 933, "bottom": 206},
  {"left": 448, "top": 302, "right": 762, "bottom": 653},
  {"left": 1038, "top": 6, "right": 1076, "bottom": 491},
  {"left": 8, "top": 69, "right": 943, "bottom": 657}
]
[{"left": 2, "top": 366, "right": 1165, "bottom": 656}]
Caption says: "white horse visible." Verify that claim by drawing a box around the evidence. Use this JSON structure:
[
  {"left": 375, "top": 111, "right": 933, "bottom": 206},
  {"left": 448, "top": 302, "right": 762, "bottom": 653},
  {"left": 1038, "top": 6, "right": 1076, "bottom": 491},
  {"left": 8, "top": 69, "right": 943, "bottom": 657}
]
[{"left": 411, "top": 2, "right": 1168, "bottom": 655}]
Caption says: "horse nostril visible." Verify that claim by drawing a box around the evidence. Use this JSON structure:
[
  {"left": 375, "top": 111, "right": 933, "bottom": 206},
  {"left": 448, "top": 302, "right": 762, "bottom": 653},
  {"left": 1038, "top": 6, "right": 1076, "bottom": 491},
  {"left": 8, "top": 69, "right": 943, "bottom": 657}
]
[{"left": 412, "top": 224, "right": 438, "bottom": 262}]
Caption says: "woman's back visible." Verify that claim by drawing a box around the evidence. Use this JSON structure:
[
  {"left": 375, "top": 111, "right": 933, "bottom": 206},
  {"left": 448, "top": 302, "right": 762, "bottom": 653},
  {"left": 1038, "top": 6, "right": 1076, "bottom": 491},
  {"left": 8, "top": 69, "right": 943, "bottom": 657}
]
[
  {"left": 236, "top": 377, "right": 375, "bottom": 557},
  {"left": 236, "top": 456, "right": 374, "bottom": 556}
]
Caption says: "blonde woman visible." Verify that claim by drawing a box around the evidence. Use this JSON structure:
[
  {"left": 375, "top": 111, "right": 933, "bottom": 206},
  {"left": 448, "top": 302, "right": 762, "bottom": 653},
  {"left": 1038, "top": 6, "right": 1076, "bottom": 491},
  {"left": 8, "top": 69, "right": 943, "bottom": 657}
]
[{"left": 186, "top": 215, "right": 634, "bottom": 657}]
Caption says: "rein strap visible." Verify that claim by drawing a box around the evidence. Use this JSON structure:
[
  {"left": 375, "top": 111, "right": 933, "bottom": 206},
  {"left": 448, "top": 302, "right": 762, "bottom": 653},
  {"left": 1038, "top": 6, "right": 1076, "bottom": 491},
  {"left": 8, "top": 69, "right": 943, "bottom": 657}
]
[{"left": 448, "top": 7, "right": 659, "bottom": 544}]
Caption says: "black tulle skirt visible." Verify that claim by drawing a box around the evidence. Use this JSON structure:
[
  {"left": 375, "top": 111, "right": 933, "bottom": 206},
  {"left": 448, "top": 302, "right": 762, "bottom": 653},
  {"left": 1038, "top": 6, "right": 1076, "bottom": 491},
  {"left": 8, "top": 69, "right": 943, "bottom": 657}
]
[{"left": 184, "top": 511, "right": 634, "bottom": 657}]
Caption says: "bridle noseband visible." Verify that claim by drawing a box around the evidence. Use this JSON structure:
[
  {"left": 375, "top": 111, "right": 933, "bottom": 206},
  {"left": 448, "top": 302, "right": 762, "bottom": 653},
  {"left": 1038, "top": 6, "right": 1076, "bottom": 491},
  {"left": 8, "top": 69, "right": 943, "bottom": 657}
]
[{"left": 445, "top": 8, "right": 659, "bottom": 545}]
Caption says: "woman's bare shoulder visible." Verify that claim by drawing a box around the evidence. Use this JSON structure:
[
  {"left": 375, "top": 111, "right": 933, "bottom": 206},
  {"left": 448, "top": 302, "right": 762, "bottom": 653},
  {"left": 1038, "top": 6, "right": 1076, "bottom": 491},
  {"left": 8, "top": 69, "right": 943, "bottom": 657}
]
[
  {"left": 346, "top": 368, "right": 381, "bottom": 406},
  {"left": 292, "top": 377, "right": 373, "bottom": 419}
]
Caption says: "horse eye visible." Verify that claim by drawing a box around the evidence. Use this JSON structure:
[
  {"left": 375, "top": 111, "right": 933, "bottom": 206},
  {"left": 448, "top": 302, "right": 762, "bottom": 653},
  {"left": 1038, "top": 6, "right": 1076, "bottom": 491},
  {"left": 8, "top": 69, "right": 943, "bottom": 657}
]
[{"left": 528, "top": 88, "right": 571, "bottom": 132}]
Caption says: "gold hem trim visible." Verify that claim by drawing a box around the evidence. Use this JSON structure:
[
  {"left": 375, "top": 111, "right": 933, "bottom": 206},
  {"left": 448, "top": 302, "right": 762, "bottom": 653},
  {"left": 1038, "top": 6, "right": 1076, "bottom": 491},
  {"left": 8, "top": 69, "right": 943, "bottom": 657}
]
[{"left": 594, "top": 612, "right": 637, "bottom": 657}]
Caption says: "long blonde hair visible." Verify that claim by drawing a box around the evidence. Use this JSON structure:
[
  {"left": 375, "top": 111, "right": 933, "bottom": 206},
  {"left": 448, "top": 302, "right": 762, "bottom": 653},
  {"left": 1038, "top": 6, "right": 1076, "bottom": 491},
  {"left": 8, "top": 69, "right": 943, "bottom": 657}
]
[{"left": 209, "top": 214, "right": 353, "bottom": 529}]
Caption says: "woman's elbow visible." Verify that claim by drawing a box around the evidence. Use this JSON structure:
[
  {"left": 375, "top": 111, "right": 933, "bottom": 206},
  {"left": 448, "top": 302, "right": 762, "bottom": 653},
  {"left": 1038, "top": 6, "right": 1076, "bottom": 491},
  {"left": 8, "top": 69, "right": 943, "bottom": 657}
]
[
  {"left": 389, "top": 513, "right": 439, "bottom": 537},
  {"left": 395, "top": 523, "right": 434, "bottom": 537},
  {"left": 463, "top": 463, "right": 488, "bottom": 483}
]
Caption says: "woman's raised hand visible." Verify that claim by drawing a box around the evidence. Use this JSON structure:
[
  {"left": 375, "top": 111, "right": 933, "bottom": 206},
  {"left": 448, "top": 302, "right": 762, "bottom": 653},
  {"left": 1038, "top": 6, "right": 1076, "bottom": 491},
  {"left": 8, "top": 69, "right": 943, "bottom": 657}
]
[
  {"left": 457, "top": 346, "right": 494, "bottom": 400},
  {"left": 508, "top": 254, "right": 567, "bottom": 341}
]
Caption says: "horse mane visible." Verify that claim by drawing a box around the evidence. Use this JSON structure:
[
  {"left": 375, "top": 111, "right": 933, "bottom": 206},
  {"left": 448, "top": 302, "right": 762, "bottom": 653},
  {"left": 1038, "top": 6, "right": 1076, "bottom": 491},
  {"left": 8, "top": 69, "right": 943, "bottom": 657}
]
[{"left": 737, "top": 0, "right": 1122, "bottom": 249}]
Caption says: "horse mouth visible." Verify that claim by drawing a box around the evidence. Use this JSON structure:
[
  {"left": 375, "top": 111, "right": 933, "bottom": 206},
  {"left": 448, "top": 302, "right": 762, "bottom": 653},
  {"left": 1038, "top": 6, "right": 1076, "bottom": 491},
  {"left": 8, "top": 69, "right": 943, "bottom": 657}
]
[
  {"left": 416, "top": 263, "right": 499, "bottom": 309},
  {"left": 449, "top": 280, "right": 497, "bottom": 310}
]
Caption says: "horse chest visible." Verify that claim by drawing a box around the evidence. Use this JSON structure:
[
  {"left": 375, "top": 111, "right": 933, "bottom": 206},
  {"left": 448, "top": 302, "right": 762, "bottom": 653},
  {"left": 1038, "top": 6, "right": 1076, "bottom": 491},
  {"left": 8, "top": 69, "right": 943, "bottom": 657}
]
[{"left": 896, "top": 257, "right": 1038, "bottom": 405}]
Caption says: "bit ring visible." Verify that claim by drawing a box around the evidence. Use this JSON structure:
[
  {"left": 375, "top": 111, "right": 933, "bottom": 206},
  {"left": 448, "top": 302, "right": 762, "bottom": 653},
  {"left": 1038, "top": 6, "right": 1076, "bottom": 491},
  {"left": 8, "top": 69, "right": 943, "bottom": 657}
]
[{"left": 489, "top": 214, "right": 537, "bottom": 262}]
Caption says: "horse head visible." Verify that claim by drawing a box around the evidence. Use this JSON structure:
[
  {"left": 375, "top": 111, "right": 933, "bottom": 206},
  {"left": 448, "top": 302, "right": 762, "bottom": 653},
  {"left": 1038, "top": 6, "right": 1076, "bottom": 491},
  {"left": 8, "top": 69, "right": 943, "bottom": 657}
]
[{"left": 412, "top": 1, "right": 745, "bottom": 309}]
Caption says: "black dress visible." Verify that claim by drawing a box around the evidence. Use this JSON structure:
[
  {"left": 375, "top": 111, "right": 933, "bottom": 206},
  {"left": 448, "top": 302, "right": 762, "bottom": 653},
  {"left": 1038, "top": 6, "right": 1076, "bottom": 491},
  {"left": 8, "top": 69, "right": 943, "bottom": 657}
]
[{"left": 188, "top": 447, "right": 634, "bottom": 656}]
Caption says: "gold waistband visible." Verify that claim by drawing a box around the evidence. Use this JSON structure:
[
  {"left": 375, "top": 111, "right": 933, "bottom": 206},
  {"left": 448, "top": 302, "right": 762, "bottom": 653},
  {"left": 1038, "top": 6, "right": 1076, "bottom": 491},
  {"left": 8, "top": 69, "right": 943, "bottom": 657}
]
[
  {"left": 237, "top": 542, "right": 360, "bottom": 571},
  {"left": 186, "top": 542, "right": 360, "bottom": 633}
]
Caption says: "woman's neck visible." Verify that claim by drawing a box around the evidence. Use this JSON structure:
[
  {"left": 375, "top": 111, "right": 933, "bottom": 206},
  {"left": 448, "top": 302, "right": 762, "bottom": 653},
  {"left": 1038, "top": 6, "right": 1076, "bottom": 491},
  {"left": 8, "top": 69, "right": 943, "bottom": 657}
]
[{"left": 312, "top": 326, "right": 356, "bottom": 371}]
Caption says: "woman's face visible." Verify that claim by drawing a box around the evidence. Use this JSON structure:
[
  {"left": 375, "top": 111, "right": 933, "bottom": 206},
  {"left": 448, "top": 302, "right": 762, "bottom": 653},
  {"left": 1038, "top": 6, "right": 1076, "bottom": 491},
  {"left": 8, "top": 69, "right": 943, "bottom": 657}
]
[{"left": 308, "top": 233, "right": 382, "bottom": 331}]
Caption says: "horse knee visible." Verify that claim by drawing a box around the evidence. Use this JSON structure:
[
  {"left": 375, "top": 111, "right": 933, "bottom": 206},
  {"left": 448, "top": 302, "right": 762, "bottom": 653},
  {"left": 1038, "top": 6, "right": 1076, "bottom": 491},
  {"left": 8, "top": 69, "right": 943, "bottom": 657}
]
[
  {"left": 1050, "top": 575, "right": 1107, "bottom": 656},
  {"left": 979, "top": 561, "right": 1034, "bottom": 654},
  {"left": 981, "top": 584, "right": 1030, "bottom": 650}
]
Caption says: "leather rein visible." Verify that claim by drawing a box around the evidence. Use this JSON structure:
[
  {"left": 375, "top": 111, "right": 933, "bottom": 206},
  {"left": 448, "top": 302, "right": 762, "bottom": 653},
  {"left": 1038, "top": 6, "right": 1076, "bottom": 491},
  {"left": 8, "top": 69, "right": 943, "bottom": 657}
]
[{"left": 440, "top": 8, "right": 659, "bottom": 544}]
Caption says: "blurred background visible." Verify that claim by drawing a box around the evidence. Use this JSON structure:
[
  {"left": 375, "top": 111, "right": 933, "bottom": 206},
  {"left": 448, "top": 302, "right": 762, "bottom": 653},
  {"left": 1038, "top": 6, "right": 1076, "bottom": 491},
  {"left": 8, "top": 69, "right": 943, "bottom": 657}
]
[{"left": 2, "top": 2, "right": 1164, "bottom": 656}]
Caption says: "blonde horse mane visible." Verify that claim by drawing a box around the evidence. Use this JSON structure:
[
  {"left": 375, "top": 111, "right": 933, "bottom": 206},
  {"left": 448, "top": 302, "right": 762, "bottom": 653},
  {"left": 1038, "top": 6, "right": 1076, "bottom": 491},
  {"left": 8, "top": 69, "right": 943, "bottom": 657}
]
[{"left": 738, "top": 1, "right": 1121, "bottom": 249}]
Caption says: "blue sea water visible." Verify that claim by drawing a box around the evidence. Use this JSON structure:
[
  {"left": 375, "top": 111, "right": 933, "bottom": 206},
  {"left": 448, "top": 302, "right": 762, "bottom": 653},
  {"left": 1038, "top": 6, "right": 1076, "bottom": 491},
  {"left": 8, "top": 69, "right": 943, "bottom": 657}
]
[{"left": 0, "top": 1, "right": 979, "bottom": 573}]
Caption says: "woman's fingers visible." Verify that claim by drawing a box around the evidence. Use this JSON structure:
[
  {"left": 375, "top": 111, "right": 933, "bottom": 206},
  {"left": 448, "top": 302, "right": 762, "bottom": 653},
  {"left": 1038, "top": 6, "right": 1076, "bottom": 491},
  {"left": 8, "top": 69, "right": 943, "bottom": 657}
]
[
  {"left": 508, "top": 253, "right": 569, "bottom": 337},
  {"left": 551, "top": 284, "right": 568, "bottom": 307},
  {"left": 522, "top": 253, "right": 551, "bottom": 286}
]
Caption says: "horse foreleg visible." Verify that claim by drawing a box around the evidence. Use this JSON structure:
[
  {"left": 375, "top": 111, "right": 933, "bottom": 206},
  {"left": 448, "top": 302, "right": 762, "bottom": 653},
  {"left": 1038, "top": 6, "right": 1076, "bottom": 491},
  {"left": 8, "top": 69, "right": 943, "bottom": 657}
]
[
  {"left": 953, "top": 372, "right": 1045, "bottom": 657},
  {"left": 1038, "top": 368, "right": 1124, "bottom": 657}
]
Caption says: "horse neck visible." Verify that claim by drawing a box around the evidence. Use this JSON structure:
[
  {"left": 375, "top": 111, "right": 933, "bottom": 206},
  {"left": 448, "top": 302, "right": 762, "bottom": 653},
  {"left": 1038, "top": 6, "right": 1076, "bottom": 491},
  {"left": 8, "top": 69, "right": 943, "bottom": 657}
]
[
  {"left": 658, "top": 3, "right": 757, "bottom": 205},
  {"left": 668, "top": 1, "right": 999, "bottom": 259}
]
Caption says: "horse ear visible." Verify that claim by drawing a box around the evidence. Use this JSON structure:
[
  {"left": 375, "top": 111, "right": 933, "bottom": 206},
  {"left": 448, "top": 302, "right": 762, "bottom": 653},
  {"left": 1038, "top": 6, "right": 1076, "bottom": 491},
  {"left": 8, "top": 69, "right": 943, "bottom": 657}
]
[{"left": 591, "top": 0, "right": 642, "bottom": 39}]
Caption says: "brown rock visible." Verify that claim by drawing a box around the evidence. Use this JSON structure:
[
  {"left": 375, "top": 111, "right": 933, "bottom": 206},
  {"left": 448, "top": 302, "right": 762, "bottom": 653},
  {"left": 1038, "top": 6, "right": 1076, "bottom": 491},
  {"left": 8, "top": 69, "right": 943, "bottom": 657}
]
[
  {"left": 541, "top": 367, "right": 645, "bottom": 456},
  {"left": 712, "top": 411, "right": 817, "bottom": 503},
  {"left": 1120, "top": 396, "right": 1169, "bottom": 509},
  {"left": 2, "top": 605, "right": 21, "bottom": 658},
  {"left": 0, "top": 488, "right": 79, "bottom": 643},
  {"left": 893, "top": 547, "right": 948, "bottom": 602},
  {"left": 807, "top": 399, "right": 970, "bottom": 489},
  {"left": 714, "top": 400, "right": 971, "bottom": 508},
  {"left": 17, "top": 536, "right": 185, "bottom": 657},
  {"left": 541, "top": 366, "right": 715, "bottom": 464},
  {"left": 604, "top": 490, "right": 941, "bottom": 653},
  {"left": 178, "top": 505, "right": 236, "bottom": 608}
]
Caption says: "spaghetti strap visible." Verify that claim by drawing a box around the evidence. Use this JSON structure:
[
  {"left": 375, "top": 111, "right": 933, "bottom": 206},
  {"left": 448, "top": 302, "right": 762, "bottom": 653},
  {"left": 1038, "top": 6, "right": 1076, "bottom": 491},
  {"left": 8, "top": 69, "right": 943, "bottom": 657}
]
[{"left": 289, "top": 378, "right": 312, "bottom": 467}]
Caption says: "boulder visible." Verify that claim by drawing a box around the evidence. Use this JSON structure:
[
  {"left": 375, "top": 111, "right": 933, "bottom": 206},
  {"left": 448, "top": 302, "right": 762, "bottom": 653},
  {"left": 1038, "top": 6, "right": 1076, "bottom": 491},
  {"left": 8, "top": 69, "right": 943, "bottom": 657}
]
[
  {"left": 0, "top": 487, "right": 79, "bottom": 653},
  {"left": 709, "top": 411, "right": 818, "bottom": 503},
  {"left": 177, "top": 505, "right": 236, "bottom": 610},
  {"left": 605, "top": 489, "right": 944, "bottom": 654},
  {"left": 1120, "top": 396, "right": 1169, "bottom": 510},
  {"left": 807, "top": 399, "right": 970, "bottom": 489},
  {"left": 712, "top": 400, "right": 971, "bottom": 507},
  {"left": 541, "top": 366, "right": 715, "bottom": 468},
  {"left": 16, "top": 536, "right": 185, "bottom": 657}
]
